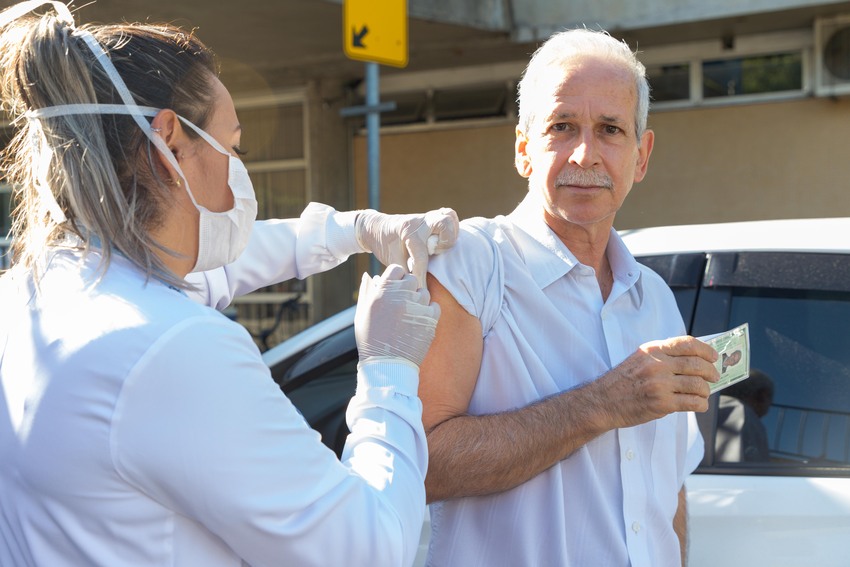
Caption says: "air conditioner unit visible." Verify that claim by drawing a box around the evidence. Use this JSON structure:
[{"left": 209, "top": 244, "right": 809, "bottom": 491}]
[{"left": 815, "top": 14, "right": 850, "bottom": 96}]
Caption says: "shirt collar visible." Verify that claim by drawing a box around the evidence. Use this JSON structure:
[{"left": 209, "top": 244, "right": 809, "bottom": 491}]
[{"left": 507, "top": 191, "right": 644, "bottom": 302}]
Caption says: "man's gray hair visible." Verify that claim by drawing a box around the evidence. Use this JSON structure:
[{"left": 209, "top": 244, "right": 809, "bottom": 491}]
[{"left": 517, "top": 28, "right": 650, "bottom": 141}]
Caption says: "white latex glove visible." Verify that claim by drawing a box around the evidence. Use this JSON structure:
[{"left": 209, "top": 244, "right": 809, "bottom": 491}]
[
  {"left": 355, "top": 208, "right": 459, "bottom": 289},
  {"left": 355, "top": 264, "right": 441, "bottom": 368}
]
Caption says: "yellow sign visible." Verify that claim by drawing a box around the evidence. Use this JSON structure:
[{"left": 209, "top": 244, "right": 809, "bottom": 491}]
[{"left": 343, "top": 0, "right": 408, "bottom": 68}]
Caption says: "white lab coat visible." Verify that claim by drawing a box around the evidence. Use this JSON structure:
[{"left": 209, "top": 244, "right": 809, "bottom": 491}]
[{"left": 0, "top": 203, "right": 427, "bottom": 567}]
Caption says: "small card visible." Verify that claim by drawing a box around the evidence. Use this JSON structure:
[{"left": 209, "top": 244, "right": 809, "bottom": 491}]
[{"left": 698, "top": 323, "right": 750, "bottom": 394}]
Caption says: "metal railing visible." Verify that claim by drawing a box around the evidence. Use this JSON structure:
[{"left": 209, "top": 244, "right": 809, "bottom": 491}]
[{"left": 230, "top": 292, "right": 311, "bottom": 353}]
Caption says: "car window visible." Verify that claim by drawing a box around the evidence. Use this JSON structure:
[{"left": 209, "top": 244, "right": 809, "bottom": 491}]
[
  {"left": 719, "top": 288, "right": 850, "bottom": 469},
  {"left": 637, "top": 253, "right": 705, "bottom": 330},
  {"left": 270, "top": 325, "right": 358, "bottom": 458},
  {"left": 285, "top": 358, "right": 357, "bottom": 458},
  {"left": 686, "top": 252, "right": 850, "bottom": 475}
]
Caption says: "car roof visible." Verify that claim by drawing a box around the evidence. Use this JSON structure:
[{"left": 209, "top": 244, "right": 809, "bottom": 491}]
[{"left": 619, "top": 217, "right": 850, "bottom": 256}]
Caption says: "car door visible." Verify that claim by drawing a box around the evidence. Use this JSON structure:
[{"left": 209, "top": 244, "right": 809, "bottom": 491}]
[
  {"left": 263, "top": 307, "right": 358, "bottom": 457},
  {"left": 642, "top": 251, "right": 850, "bottom": 567}
]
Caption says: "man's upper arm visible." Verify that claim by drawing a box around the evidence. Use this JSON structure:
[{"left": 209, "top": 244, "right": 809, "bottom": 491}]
[{"left": 418, "top": 273, "right": 483, "bottom": 432}]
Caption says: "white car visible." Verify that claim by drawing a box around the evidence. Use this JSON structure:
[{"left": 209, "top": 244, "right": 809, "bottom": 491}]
[{"left": 264, "top": 217, "right": 850, "bottom": 566}]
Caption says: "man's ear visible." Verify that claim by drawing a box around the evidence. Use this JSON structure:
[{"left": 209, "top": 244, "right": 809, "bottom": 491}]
[
  {"left": 514, "top": 127, "right": 532, "bottom": 178},
  {"left": 149, "top": 109, "right": 187, "bottom": 183},
  {"left": 633, "top": 129, "right": 655, "bottom": 183}
]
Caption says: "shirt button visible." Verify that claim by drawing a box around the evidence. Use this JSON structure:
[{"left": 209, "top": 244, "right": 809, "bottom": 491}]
[
  {"left": 625, "top": 449, "right": 635, "bottom": 461},
  {"left": 632, "top": 521, "right": 641, "bottom": 533}
]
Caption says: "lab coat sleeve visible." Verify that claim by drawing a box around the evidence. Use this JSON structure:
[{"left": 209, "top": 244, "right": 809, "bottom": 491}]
[
  {"left": 186, "top": 202, "right": 364, "bottom": 310},
  {"left": 110, "top": 314, "right": 427, "bottom": 567}
]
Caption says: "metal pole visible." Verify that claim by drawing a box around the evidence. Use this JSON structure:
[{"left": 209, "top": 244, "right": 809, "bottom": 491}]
[{"left": 365, "top": 62, "right": 381, "bottom": 276}]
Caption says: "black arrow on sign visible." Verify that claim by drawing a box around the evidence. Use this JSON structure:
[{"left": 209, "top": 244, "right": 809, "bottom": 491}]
[{"left": 352, "top": 25, "right": 368, "bottom": 48}]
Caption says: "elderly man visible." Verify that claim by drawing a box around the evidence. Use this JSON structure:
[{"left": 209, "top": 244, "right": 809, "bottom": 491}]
[{"left": 420, "top": 28, "right": 720, "bottom": 566}]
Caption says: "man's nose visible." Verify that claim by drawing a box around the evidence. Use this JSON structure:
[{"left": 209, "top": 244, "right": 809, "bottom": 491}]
[{"left": 568, "top": 132, "right": 599, "bottom": 168}]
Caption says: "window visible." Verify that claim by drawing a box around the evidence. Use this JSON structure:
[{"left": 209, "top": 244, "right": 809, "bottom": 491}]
[
  {"left": 229, "top": 95, "right": 312, "bottom": 350},
  {"left": 1, "top": 124, "right": 15, "bottom": 270},
  {"left": 703, "top": 52, "right": 803, "bottom": 98},
  {"left": 432, "top": 83, "right": 513, "bottom": 121},
  {"left": 642, "top": 30, "right": 810, "bottom": 109},
  {"left": 352, "top": 82, "right": 517, "bottom": 129},
  {"left": 720, "top": 288, "right": 850, "bottom": 468},
  {"left": 648, "top": 63, "right": 691, "bottom": 103},
  {"left": 0, "top": 182, "right": 11, "bottom": 270}
]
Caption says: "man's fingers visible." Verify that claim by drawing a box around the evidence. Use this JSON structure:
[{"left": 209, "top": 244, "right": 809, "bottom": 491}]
[
  {"left": 668, "top": 354, "right": 720, "bottom": 383},
  {"left": 674, "top": 392, "right": 710, "bottom": 413},
  {"left": 672, "top": 373, "right": 713, "bottom": 397},
  {"left": 655, "top": 335, "right": 719, "bottom": 363}
]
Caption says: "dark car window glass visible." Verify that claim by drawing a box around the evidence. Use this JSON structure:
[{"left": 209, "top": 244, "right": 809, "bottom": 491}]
[
  {"left": 286, "top": 359, "right": 357, "bottom": 457},
  {"left": 716, "top": 288, "right": 850, "bottom": 470},
  {"left": 636, "top": 253, "right": 706, "bottom": 330}
]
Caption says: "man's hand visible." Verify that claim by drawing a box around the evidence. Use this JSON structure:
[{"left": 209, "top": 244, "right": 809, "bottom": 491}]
[
  {"left": 590, "top": 336, "right": 720, "bottom": 429},
  {"left": 355, "top": 208, "right": 459, "bottom": 289},
  {"left": 355, "top": 264, "right": 441, "bottom": 368}
]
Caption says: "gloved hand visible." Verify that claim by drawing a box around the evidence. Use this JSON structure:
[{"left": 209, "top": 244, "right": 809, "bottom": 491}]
[
  {"left": 355, "top": 208, "right": 459, "bottom": 289},
  {"left": 355, "top": 264, "right": 441, "bottom": 368}
]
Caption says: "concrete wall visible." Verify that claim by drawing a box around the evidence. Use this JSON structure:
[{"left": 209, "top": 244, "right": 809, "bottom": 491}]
[
  {"left": 354, "top": 96, "right": 850, "bottom": 230},
  {"left": 353, "top": 123, "right": 527, "bottom": 221},
  {"left": 305, "top": 79, "right": 360, "bottom": 318},
  {"left": 508, "top": 0, "right": 850, "bottom": 41},
  {"left": 627, "top": 96, "right": 850, "bottom": 228}
]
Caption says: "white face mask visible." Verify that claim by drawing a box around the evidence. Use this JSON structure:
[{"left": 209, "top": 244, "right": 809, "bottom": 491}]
[
  {"left": 27, "top": 104, "right": 259, "bottom": 274},
  {"left": 11, "top": 0, "right": 258, "bottom": 273},
  {"left": 168, "top": 118, "right": 258, "bottom": 273}
]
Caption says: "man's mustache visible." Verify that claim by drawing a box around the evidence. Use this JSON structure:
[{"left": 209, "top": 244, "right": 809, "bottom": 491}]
[{"left": 555, "top": 170, "right": 614, "bottom": 189}]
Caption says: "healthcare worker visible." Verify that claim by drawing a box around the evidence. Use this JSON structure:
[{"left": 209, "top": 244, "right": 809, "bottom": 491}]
[{"left": 0, "top": 2, "right": 458, "bottom": 566}]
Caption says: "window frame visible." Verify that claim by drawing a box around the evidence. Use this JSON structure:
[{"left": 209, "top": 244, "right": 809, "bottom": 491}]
[
  {"left": 229, "top": 90, "right": 314, "bottom": 349},
  {"left": 640, "top": 28, "right": 814, "bottom": 111}
]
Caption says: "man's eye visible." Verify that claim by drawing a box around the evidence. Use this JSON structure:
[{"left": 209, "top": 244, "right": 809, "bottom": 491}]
[
  {"left": 550, "top": 123, "right": 568, "bottom": 133},
  {"left": 603, "top": 125, "right": 622, "bottom": 135}
]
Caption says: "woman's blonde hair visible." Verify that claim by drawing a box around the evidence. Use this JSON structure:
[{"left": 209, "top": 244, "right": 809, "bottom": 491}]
[{"left": 0, "top": 10, "right": 217, "bottom": 287}]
